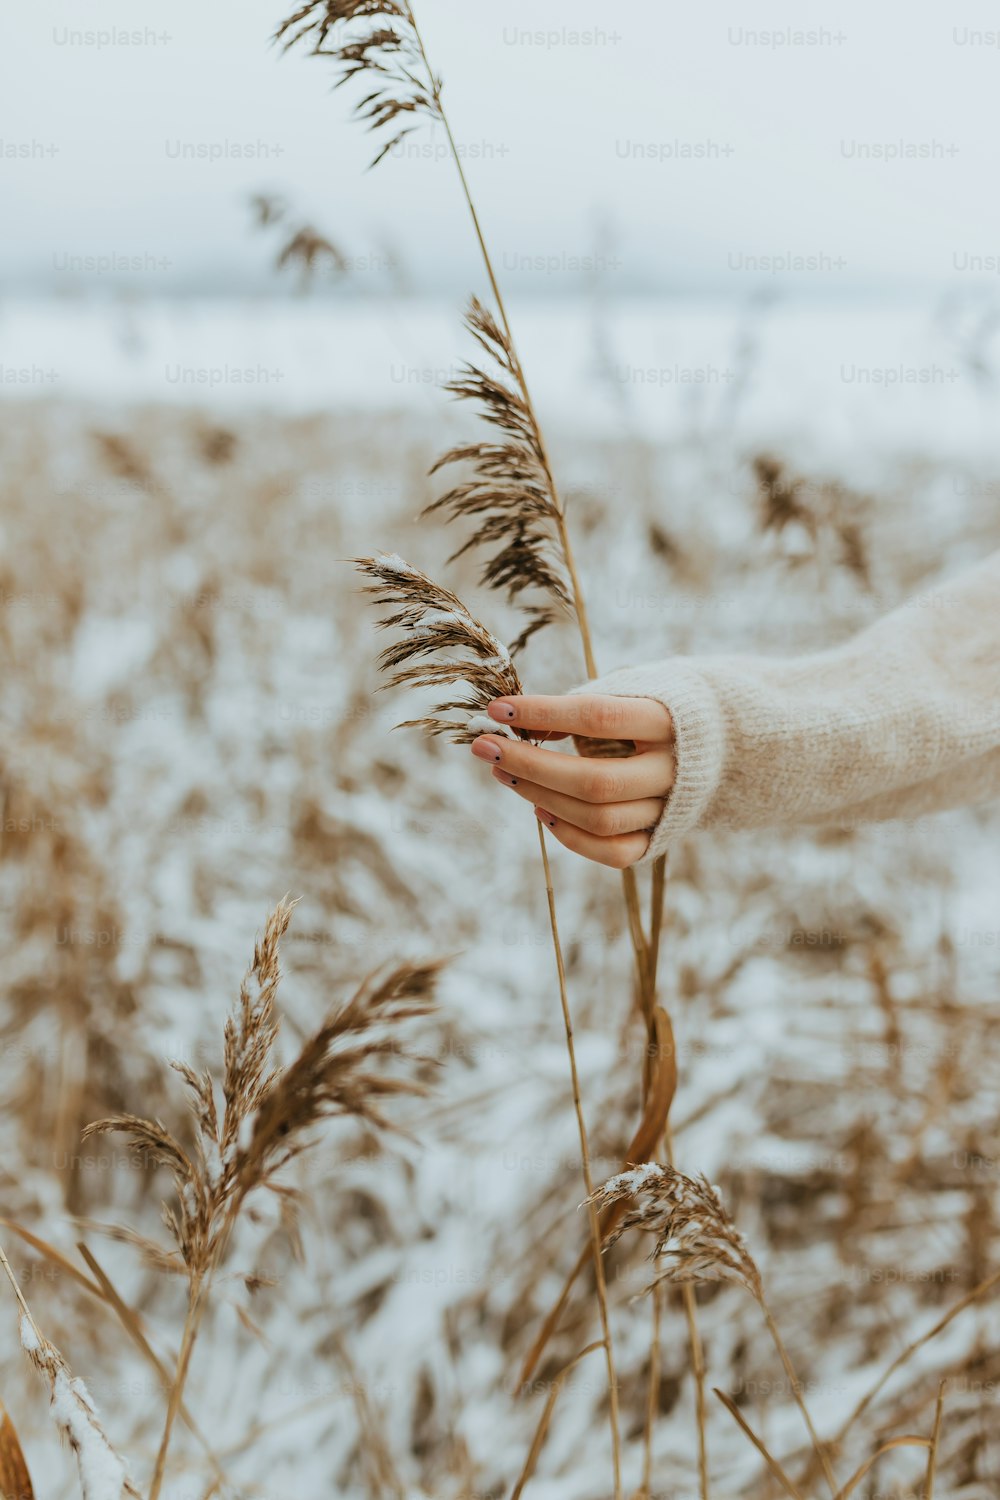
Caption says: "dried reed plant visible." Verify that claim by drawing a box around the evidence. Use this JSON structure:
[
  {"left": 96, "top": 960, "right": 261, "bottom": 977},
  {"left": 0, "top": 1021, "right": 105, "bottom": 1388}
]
[
  {"left": 275, "top": 1, "right": 444, "bottom": 169},
  {"left": 278, "top": 4, "right": 696, "bottom": 1486},
  {"left": 84, "top": 898, "right": 442, "bottom": 1500},
  {"left": 273, "top": 1, "right": 595, "bottom": 668},
  {"left": 591, "top": 1164, "right": 839, "bottom": 1496},
  {"left": 427, "top": 297, "right": 574, "bottom": 654},
  {"left": 1, "top": 1243, "right": 140, "bottom": 1500},
  {"left": 594, "top": 1165, "right": 762, "bottom": 1299},
  {"left": 354, "top": 552, "right": 527, "bottom": 739},
  {"left": 250, "top": 191, "right": 349, "bottom": 287}
]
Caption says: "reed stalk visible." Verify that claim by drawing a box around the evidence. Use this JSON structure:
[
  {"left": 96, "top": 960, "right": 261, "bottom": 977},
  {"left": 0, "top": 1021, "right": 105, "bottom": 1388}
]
[
  {"left": 148, "top": 1276, "right": 207, "bottom": 1500},
  {"left": 277, "top": 6, "right": 699, "bottom": 1483},
  {"left": 536, "top": 820, "right": 622, "bottom": 1498},
  {"left": 353, "top": 556, "right": 623, "bottom": 1493},
  {"left": 405, "top": 5, "right": 672, "bottom": 1030}
]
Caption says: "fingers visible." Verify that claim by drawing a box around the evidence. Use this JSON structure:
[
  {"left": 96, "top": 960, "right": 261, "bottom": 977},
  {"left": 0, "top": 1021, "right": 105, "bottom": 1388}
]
[
  {"left": 534, "top": 807, "right": 651, "bottom": 870},
  {"left": 487, "top": 693, "right": 673, "bottom": 745},
  {"left": 471, "top": 736, "right": 675, "bottom": 802},
  {"left": 492, "top": 768, "right": 663, "bottom": 837},
  {"left": 471, "top": 696, "right": 674, "bottom": 870}
]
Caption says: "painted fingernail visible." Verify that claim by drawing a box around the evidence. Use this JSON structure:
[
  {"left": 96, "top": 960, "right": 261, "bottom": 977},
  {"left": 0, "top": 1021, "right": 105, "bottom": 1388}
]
[
  {"left": 492, "top": 769, "right": 518, "bottom": 786},
  {"left": 487, "top": 699, "right": 517, "bottom": 723},
  {"left": 534, "top": 807, "right": 556, "bottom": 828},
  {"left": 471, "top": 736, "right": 503, "bottom": 763}
]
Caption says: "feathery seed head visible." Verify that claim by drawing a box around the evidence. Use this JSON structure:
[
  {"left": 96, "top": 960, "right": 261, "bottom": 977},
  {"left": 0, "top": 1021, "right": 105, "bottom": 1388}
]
[
  {"left": 275, "top": 2, "right": 442, "bottom": 168},
  {"left": 85, "top": 902, "right": 442, "bottom": 1279},
  {"left": 590, "top": 1163, "right": 763, "bottom": 1300},
  {"left": 427, "top": 298, "right": 572, "bottom": 653},
  {"left": 354, "top": 553, "right": 528, "bottom": 741}
]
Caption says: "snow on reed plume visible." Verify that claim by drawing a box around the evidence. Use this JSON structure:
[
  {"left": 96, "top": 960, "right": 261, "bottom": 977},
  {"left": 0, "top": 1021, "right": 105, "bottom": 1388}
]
[
  {"left": 1, "top": 1242, "right": 140, "bottom": 1500},
  {"left": 17, "top": 1315, "right": 141, "bottom": 1500},
  {"left": 592, "top": 1163, "right": 763, "bottom": 1298}
]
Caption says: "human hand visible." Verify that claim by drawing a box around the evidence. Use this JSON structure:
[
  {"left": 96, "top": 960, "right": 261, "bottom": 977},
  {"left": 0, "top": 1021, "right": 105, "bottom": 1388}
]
[{"left": 470, "top": 694, "right": 675, "bottom": 869}]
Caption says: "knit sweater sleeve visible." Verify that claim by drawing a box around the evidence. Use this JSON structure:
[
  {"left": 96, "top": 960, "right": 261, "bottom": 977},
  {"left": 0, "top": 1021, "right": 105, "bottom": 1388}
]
[{"left": 577, "top": 551, "right": 1000, "bottom": 864}]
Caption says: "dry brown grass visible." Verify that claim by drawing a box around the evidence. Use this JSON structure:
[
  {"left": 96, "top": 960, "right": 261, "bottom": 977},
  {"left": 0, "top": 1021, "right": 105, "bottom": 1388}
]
[
  {"left": 353, "top": 553, "right": 527, "bottom": 739},
  {"left": 74, "top": 899, "right": 441, "bottom": 1498},
  {"left": 2, "top": 396, "right": 1000, "bottom": 1496},
  {"left": 424, "top": 296, "right": 574, "bottom": 653}
]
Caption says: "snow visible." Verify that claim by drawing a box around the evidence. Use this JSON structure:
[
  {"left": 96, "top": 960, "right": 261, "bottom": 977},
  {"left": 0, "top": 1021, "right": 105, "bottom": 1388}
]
[
  {"left": 465, "top": 714, "right": 515, "bottom": 738},
  {"left": 19, "top": 1311, "right": 41, "bottom": 1353},
  {"left": 70, "top": 616, "right": 156, "bottom": 700},
  {"left": 419, "top": 607, "right": 471, "bottom": 627},
  {"left": 374, "top": 550, "right": 420, "bottom": 576},
  {"left": 596, "top": 1162, "right": 664, "bottom": 1200},
  {"left": 17, "top": 1317, "right": 137, "bottom": 1500},
  {"left": 202, "top": 1135, "right": 224, "bottom": 1189},
  {"left": 51, "top": 1368, "right": 134, "bottom": 1500}
]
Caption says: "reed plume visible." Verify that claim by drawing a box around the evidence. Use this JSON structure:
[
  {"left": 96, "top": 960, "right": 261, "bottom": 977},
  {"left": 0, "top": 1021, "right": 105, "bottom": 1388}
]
[
  {"left": 354, "top": 552, "right": 527, "bottom": 739},
  {"left": 274, "top": 1, "right": 442, "bottom": 168},
  {"left": 1, "top": 1243, "right": 140, "bottom": 1500},
  {"left": 18, "top": 1322, "right": 141, "bottom": 1500},
  {"left": 593, "top": 1164, "right": 762, "bottom": 1299},
  {"left": 85, "top": 898, "right": 442, "bottom": 1500},
  {"left": 426, "top": 298, "right": 573, "bottom": 653},
  {"left": 592, "top": 1164, "right": 838, "bottom": 1495},
  {"left": 250, "top": 191, "right": 349, "bottom": 286}
]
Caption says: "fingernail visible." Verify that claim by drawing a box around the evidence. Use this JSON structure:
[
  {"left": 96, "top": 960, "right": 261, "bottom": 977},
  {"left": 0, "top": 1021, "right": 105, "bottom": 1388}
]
[
  {"left": 534, "top": 807, "right": 556, "bottom": 828},
  {"left": 471, "top": 736, "right": 503, "bottom": 764},
  {"left": 487, "top": 699, "right": 517, "bottom": 723},
  {"left": 492, "top": 768, "right": 517, "bottom": 786}
]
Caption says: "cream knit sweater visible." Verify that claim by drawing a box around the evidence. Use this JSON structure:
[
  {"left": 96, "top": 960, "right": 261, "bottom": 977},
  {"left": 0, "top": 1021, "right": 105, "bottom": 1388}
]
[{"left": 581, "top": 550, "right": 1000, "bottom": 865}]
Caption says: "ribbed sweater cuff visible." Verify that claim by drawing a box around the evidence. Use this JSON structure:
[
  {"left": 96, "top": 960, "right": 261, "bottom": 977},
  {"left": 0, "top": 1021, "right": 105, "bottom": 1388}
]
[{"left": 572, "top": 660, "right": 726, "bottom": 863}]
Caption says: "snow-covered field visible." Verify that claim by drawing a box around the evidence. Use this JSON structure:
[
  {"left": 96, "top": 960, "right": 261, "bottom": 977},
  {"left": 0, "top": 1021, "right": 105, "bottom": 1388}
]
[{"left": 3, "top": 293, "right": 1000, "bottom": 1498}]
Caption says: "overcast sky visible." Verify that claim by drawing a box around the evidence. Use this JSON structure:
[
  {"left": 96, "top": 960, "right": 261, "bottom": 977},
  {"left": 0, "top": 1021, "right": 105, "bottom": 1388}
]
[{"left": 4, "top": 0, "right": 1000, "bottom": 298}]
